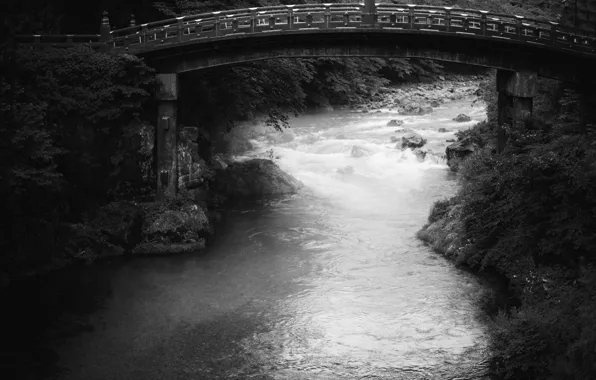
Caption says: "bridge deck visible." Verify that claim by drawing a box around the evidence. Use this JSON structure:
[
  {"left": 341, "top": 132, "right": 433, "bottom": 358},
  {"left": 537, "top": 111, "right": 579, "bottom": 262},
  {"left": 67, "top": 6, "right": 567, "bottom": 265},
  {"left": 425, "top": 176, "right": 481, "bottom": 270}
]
[{"left": 15, "top": 3, "right": 596, "bottom": 58}]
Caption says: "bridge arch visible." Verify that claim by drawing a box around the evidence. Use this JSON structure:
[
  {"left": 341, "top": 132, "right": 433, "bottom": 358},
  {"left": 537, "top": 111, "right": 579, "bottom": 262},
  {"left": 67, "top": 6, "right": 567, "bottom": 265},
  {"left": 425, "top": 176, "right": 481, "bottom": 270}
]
[{"left": 16, "top": 1, "right": 596, "bottom": 200}]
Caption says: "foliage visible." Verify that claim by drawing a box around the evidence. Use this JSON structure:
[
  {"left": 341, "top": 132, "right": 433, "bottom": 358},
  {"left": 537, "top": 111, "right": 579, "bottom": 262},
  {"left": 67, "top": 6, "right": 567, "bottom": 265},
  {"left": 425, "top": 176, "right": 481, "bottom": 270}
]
[
  {"left": 445, "top": 78, "right": 596, "bottom": 379},
  {"left": 428, "top": 198, "right": 452, "bottom": 224},
  {"left": 0, "top": 48, "right": 155, "bottom": 273}
]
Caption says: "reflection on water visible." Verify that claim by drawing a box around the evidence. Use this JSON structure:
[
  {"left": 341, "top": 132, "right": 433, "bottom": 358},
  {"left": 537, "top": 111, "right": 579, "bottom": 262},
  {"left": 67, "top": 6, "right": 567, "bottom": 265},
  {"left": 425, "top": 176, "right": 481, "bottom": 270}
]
[{"left": 55, "top": 98, "right": 495, "bottom": 379}]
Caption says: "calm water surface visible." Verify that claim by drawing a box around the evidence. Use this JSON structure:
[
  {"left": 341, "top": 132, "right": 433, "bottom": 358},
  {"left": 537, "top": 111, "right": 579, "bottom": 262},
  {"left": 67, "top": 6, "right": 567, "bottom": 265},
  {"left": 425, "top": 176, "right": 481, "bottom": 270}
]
[{"left": 56, "top": 98, "right": 493, "bottom": 380}]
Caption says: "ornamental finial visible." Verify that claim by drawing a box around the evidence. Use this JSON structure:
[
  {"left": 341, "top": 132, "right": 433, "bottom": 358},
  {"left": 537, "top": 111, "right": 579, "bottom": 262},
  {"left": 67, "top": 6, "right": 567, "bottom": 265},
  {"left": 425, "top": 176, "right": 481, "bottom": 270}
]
[
  {"left": 102, "top": 11, "right": 110, "bottom": 26},
  {"left": 130, "top": 14, "right": 136, "bottom": 27}
]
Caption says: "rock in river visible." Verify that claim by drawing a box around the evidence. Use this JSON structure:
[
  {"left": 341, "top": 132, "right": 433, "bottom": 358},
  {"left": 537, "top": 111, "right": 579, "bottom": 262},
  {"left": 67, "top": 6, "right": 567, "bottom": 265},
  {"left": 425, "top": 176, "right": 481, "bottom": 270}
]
[
  {"left": 134, "top": 200, "right": 212, "bottom": 255},
  {"left": 452, "top": 114, "right": 471, "bottom": 122},
  {"left": 387, "top": 119, "right": 404, "bottom": 127},
  {"left": 400, "top": 132, "right": 427, "bottom": 149},
  {"left": 213, "top": 158, "right": 303, "bottom": 200},
  {"left": 445, "top": 137, "right": 479, "bottom": 172},
  {"left": 350, "top": 145, "right": 369, "bottom": 157}
]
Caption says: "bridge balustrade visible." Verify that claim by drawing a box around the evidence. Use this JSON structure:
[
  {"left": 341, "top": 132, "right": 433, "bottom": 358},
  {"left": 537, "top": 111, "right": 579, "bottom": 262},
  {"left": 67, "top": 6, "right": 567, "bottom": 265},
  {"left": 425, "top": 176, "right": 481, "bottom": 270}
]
[{"left": 14, "top": 3, "right": 596, "bottom": 56}]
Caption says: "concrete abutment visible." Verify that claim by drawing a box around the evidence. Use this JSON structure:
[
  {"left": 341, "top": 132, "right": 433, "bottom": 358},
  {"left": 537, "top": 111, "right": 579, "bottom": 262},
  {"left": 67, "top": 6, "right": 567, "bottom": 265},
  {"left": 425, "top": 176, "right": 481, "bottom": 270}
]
[
  {"left": 155, "top": 73, "right": 179, "bottom": 201},
  {"left": 496, "top": 70, "right": 538, "bottom": 153}
]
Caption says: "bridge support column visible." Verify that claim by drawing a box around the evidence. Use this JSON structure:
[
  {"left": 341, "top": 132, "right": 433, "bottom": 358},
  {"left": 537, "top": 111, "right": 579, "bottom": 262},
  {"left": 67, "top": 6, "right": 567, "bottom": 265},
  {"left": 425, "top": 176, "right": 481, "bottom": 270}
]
[
  {"left": 155, "top": 73, "right": 179, "bottom": 201},
  {"left": 496, "top": 70, "right": 538, "bottom": 153}
]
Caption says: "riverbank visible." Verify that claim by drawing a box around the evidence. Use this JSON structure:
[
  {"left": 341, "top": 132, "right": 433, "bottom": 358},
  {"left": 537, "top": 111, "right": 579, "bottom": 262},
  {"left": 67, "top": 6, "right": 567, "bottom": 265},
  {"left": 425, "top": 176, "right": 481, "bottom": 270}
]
[{"left": 415, "top": 77, "right": 596, "bottom": 379}]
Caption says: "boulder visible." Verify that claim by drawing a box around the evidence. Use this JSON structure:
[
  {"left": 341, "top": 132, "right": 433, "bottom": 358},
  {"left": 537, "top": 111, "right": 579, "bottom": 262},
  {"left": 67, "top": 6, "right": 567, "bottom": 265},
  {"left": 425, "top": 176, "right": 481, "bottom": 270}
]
[
  {"left": 350, "top": 145, "right": 369, "bottom": 158},
  {"left": 399, "top": 104, "right": 433, "bottom": 116},
  {"left": 387, "top": 119, "right": 404, "bottom": 127},
  {"left": 413, "top": 148, "right": 431, "bottom": 162},
  {"left": 453, "top": 114, "right": 472, "bottom": 122},
  {"left": 438, "top": 128, "right": 449, "bottom": 133},
  {"left": 445, "top": 137, "right": 479, "bottom": 172},
  {"left": 400, "top": 132, "right": 427, "bottom": 149},
  {"left": 390, "top": 136, "right": 399, "bottom": 143},
  {"left": 134, "top": 200, "right": 211, "bottom": 255},
  {"left": 430, "top": 100, "right": 441, "bottom": 107},
  {"left": 446, "top": 139, "right": 456, "bottom": 142},
  {"left": 212, "top": 158, "right": 303, "bottom": 200},
  {"left": 337, "top": 165, "right": 355, "bottom": 175}
]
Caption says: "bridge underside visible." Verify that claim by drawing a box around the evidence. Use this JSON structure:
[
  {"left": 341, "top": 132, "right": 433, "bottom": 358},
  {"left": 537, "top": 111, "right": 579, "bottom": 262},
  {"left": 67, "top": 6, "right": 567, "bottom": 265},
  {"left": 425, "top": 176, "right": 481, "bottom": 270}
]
[{"left": 142, "top": 30, "right": 595, "bottom": 84}]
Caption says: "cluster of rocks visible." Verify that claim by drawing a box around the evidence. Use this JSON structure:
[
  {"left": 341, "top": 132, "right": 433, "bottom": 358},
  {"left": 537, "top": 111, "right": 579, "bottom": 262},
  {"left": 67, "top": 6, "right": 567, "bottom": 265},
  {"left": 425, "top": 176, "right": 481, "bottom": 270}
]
[{"left": 355, "top": 75, "right": 486, "bottom": 114}]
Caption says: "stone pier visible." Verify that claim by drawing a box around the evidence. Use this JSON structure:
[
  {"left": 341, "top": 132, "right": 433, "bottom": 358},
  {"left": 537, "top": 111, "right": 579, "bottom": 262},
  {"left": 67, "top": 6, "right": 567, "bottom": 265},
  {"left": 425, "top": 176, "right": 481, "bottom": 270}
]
[
  {"left": 496, "top": 70, "right": 538, "bottom": 153},
  {"left": 155, "top": 73, "right": 179, "bottom": 201}
]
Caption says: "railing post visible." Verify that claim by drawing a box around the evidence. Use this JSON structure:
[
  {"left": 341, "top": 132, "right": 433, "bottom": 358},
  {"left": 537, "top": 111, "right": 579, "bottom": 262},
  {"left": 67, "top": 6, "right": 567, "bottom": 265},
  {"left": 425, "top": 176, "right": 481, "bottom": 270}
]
[
  {"left": 99, "top": 11, "right": 112, "bottom": 53},
  {"left": 408, "top": 4, "right": 415, "bottom": 29},
  {"left": 549, "top": 21, "right": 559, "bottom": 45},
  {"left": 213, "top": 12, "right": 221, "bottom": 36},
  {"left": 324, "top": 3, "right": 331, "bottom": 29},
  {"left": 269, "top": 15, "right": 275, "bottom": 29},
  {"left": 141, "top": 24, "right": 148, "bottom": 47},
  {"left": 249, "top": 8, "right": 257, "bottom": 33},
  {"left": 287, "top": 5, "right": 295, "bottom": 29},
  {"left": 306, "top": 13, "right": 313, "bottom": 27},
  {"left": 445, "top": 7, "right": 452, "bottom": 32},
  {"left": 232, "top": 18, "right": 239, "bottom": 32},
  {"left": 177, "top": 17, "right": 184, "bottom": 42},
  {"left": 480, "top": 10, "right": 488, "bottom": 35},
  {"left": 343, "top": 12, "right": 349, "bottom": 26},
  {"left": 390, "top": 13, "right": 397, "bottom": 26},
  {"left": 130, "top": 14, "right": 136, "bottom": 27},
  {"left": 514, "top": 15, "right": 523, "bottom": 39}
]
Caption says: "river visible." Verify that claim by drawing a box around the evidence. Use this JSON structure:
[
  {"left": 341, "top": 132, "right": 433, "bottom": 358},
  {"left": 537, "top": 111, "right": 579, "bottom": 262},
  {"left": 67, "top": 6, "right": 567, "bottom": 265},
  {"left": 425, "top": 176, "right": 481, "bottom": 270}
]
[{"left": 54, "top": 96, "right": 497, "bottom": 380}]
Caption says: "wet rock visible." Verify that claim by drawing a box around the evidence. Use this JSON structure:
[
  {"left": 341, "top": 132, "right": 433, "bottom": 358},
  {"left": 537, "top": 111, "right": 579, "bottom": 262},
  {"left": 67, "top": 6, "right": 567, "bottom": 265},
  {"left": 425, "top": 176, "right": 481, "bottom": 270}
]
[
  {"left": 387, "top": 119, "right": 404, "bottom": 127},
  {"left": 430, "top": 100, "right": 441, "bottom": 107},
  {"left": 412, "top": 148, "right": 434, "bottom": 162},
  {"left": 438, "top": 128, "right": 449, "bottom": 133},
  {"left": 445, "top": 137, "right": 479, "bottom": 172},
  {"left": 135, "top": 200, "right": 211, "bottom": 255},
  {"left": 400, "top": 132, "right": 427, "bottom": 149},
  {"left": 212, "top": 158, "right": 303, "bottom": 200},
  {"left": 350, "top": 145, "right": 369, "bottom": 158},
  {"left": 390, "top": 136, "right": 399, "bottom": 143},
  {"left": 453, "top": 114, "right": 471, "bottom": 122},
  {"left": 337, "top": 165, "right": 355, "bottom": 175},
  {"left": 399, "top": 104, "right": 433, "bottom": 116},
  {"left": 446, "top": 139, "right": 456, "bottom": 142}
]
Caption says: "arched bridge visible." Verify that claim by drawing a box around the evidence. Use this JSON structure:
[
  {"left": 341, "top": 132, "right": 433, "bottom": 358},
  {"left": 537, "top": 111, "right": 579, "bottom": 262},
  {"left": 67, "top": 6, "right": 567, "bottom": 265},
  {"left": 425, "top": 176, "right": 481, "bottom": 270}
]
[
  {"left": 16, "top": 1, "right": 596, "bottom": 82},
  {"left": 15, "top": 1, "right": 596, "bottom": 200}
]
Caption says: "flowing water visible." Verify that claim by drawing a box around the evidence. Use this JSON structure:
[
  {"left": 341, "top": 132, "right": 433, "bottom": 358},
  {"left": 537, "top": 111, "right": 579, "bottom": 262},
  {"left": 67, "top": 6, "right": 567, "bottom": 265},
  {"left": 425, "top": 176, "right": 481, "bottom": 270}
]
[{"left": 55, "top": 97, "right": 496, "bottom": 380}]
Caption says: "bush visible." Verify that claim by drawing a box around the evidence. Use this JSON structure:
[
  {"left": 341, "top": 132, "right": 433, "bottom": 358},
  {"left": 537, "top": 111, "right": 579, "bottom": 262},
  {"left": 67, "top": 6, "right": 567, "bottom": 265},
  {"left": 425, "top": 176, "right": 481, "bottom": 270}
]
[{"left": 428, "top": 198, "right": 452, "bottom": 224}]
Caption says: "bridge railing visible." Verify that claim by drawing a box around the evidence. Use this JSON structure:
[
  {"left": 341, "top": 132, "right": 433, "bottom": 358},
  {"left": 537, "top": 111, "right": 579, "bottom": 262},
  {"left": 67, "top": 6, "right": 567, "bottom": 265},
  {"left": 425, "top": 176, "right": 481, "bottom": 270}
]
[{"left": 14, "top": 3, "right": 596, "bottom": 56}]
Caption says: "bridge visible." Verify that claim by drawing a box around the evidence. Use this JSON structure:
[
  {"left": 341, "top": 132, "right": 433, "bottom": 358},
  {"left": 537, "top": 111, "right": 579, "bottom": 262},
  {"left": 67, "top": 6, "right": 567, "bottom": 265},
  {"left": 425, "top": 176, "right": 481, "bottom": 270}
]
[{"left": 15, "top": 0, "right": 596, "bottom": 200}]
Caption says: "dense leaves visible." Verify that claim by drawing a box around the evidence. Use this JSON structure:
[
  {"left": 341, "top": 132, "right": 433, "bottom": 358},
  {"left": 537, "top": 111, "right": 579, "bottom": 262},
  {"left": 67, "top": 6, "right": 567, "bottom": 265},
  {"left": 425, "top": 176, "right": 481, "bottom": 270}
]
[
  {"left": 445, "top": 75, "right": 596, "bottom": 379},
  {"left": 0, "top": 48, "right": 155, "bottom": 273}
]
